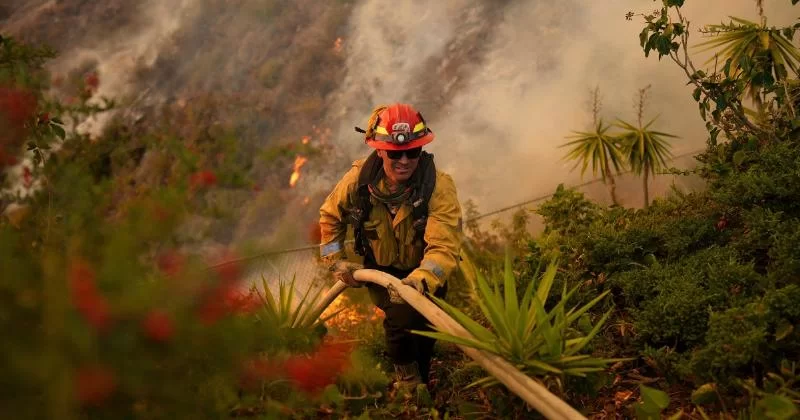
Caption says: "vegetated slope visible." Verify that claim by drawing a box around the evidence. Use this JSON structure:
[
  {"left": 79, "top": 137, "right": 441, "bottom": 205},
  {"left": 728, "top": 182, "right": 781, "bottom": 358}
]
[{"left": 1, "top": 0, "right": 698, "bottom": 251}]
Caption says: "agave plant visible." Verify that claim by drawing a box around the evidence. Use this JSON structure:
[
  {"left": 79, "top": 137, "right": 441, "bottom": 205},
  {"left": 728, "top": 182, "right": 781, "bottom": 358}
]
[
  {"left": 413, "top": 254, "right": 625, "bottom": 389},
  {"left": 253, "top": 274, "right": 342, "bottom": 332}
]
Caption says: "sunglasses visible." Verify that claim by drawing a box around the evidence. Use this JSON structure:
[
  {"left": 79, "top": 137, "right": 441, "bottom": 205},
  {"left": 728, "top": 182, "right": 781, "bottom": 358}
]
[{"left": 386, "top": 147, "right": 422, "bottom": 160}]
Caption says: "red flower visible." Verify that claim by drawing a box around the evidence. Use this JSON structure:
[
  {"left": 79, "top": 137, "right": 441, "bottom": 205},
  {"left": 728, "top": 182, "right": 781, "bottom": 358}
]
[
  {"left": 225, "top": 290, "right": 261, "bottom": 315},
  {"left": 189, "top": 170, "right": 217, "bottom": 189},
  {"left": 69, "top": 259, "right": 97, "bottom": 299},
  {"left": 75, "top": 365, "right": 116, "bottom": 406},
  {"left": 68, "top": 259, "right": 113, "bottom": 333},
  {"left": 38, "top": 112, "right": 50, "bottom": 124},
  {"left": 142, "top": 310, "right": 175, "bottom": 342},
  {"left": 79, "top": 297, "right": 112, "bottom": 333},
  {"left": 197, "top": 296, "right": 226, "bottom": 326},
  {"left": 716, "top": 217, "right": 728, "bottom": 231},
  {"left": 285, "top": 340, "right": 353, "bottom": 394}
]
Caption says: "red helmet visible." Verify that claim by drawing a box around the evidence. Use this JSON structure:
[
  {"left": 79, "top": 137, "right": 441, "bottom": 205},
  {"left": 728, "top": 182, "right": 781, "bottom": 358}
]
[{"left": 360, "top": 103, "right": 435, "bottom": 151}]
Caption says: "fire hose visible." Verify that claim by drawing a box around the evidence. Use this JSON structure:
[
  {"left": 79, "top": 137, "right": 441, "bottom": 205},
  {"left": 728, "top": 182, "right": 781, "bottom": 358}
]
[{"left": 303, "top": 268, "right": 587, "bottom": 420}]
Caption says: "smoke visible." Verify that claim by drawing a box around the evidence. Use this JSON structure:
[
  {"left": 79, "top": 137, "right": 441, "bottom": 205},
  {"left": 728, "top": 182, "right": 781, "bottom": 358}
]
[
  {"left": 2, "top": 0, "right": 798, "bottom": 246},
  {"left": 336, "top": 0, "right": 799, "bottom": 212}
]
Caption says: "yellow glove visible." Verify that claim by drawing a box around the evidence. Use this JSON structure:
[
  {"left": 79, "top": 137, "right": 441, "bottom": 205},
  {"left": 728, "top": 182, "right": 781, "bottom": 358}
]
[{"left": 329, "top": 260, "right": 363, "bottom": 288}]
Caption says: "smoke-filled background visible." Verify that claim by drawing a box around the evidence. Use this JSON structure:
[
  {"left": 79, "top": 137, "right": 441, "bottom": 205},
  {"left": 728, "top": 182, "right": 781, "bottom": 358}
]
[{"left": 2, "top": 0, "right": 796, "bottom": 249}]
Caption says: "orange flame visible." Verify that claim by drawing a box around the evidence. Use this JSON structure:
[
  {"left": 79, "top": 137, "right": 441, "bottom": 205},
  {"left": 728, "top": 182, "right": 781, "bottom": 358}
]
[
  {"left": 333, "top": 37, "right": 343, "bottom": 53},
  {"left": 289, "top": 155, "right": 308, "bottom": 188},
  {"left": 301, "top": 136, "right": 310, "bottom": 145},
  {"left": 321, "top": 295, "right": 383, "bottom": 333}
]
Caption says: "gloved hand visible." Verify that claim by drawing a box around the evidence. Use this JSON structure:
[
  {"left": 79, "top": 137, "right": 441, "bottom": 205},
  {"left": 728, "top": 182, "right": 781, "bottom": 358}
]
[
  {"left": 329, "top": 260, "right": 363, "bottom": 288},
  {"left": 388, "top": 277, "right": 427, "bottom": 304}
]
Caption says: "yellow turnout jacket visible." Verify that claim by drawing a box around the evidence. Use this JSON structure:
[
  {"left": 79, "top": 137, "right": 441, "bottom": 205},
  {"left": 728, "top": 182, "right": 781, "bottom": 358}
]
[{"left": 319, "top": 158, "right": 462, "bottom": 292}]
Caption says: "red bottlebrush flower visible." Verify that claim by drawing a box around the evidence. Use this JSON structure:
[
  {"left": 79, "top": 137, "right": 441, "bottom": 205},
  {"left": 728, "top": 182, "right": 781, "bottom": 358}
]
[
  {"left": 68, "top": 259, "right": 113, "bottom": 333},
  {"left": 285, "top": 340, "right": 353, "bottom": 394},
  {"left": 157, "top": 250, "right": 185, "bottom": 278},
  {"left": 69, "top": 259, "right": 97, "bottom": 299},
  {"left": 197, "top": 297, "right": 226, "bottom": 326},
  {"left": 142, "top": 310, "right": 175, "bottom": 343},
  {"left": 75, "top": 365, "right": 116, "bottom": 406},
  {"left": 84, "top": 72, "right": 100, "bottom": 91},
  {"left": 225, "top": 290, "right": 261, "bottom": 315},
  {"left": 77, "top": 295, "right": 113, "bottom": 333},
  {"left": 189, "top": 170, "right": 217, "bottom": 189},
  {"left": 22, "top": 166, "right": 32, "bottom": 188}
]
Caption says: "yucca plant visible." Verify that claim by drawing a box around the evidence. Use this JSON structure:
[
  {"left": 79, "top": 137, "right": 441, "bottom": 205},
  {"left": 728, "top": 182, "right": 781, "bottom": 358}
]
[
  {"left": 413, "top": 254, "right": 625, "bottom": 390},
  {"left": 252, "top": 274, "right": 342, "bottom": 338},
  {"left": 560, "top": 119, "right": 625, "bottom": 206},
  {"left": 696, "top": 16, "right": 800, "bottom": 113}
]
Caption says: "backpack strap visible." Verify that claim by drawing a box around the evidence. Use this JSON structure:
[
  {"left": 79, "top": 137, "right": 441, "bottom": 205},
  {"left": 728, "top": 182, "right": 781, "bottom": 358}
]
[
  {"left": 410, "top": 151, "right": 436, "bottom": 243},
  {"left": 351, "top": 151, "right": 382, "bottom": 257}
]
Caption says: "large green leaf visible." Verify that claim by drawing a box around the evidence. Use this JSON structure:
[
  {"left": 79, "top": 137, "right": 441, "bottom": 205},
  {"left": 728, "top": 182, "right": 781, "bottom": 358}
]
[{"left": 427, "top": 294, "right": 497, "bottom": 343}]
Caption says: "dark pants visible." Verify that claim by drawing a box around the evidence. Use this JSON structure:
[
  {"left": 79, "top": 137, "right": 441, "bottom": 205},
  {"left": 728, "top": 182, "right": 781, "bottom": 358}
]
[{"left": 363, "top": 263, "right": 447, "bottom": 384}]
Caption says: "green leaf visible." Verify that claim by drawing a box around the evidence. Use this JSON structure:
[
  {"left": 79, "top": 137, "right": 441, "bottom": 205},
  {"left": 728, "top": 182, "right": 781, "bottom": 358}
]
[
  {"left": 692, "top": 87, "right": 702, "bottom": 101},
  {"left": 427, "top": 294, "right": 497, "bottom": 343},
  {"left": 412, "top": 330, "right": 499, "bottom": 354},
  {"left": 691, "top": 383, "right": 718, "bottom": 405},
  {"left": 755, "top": 394, "right": 799, "bottom": 420},
  {"left": 524, "top": 359, "right": 563, "bottom": 374},
  {"left": 665, "top": 0, "right": 684, "bottom": 7},
  {"left": 640, "top": 385, "right": 670, "bottom": 410}
]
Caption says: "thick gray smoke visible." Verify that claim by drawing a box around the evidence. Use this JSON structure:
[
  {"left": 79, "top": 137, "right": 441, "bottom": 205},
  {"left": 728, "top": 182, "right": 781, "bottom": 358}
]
[
  {"left": 334, "top": 0, "right": 798, "bottom": 212},
  {"left": 2, "top": 0, "right": 797, "bottom": 246}
]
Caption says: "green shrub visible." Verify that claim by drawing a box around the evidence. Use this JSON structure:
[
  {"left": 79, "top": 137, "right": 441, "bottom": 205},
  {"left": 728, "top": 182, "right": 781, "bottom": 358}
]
[
  {"left": 612, "top": 247, "right": 762, "bottom": 350},
  {"left": 690, "top": 285, "right": 800, "bottom": 385}
]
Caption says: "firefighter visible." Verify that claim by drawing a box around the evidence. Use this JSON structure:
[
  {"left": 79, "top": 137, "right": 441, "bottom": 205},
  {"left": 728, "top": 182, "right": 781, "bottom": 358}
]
[{"left": 319, "top": 103, "right": 462, "bottom": 395}]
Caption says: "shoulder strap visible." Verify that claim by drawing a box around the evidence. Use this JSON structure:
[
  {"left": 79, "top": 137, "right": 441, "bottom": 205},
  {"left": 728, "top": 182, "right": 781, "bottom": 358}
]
[
  {"left": 410, "top": 151, "right": 436, "bottom": 241},
  {"left": 351, "top": 151, "right": 382, "bottom": 256}
]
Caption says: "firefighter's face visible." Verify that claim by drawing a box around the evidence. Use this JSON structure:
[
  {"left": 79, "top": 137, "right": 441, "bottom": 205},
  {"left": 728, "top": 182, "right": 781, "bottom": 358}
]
[{"left": 378, "top": 148, "right": 420, "bottom": 184}]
